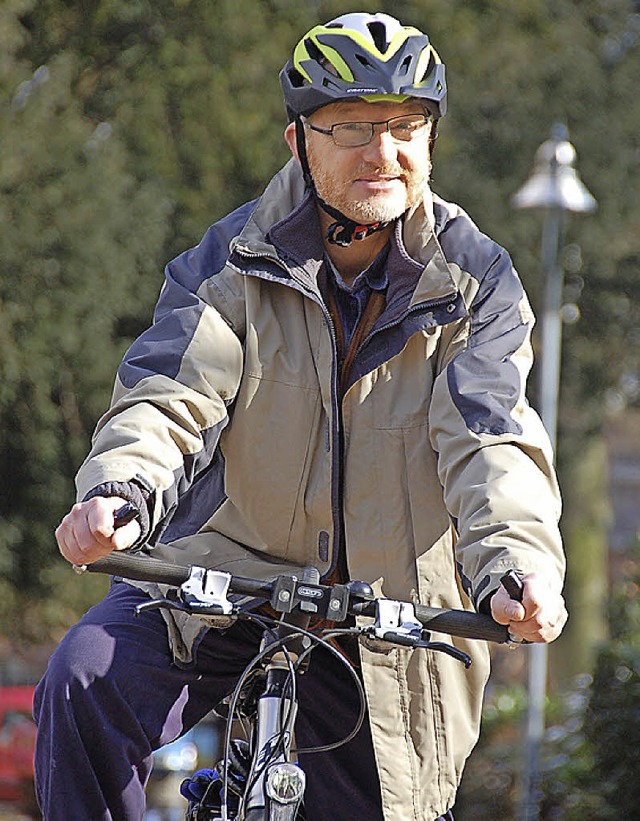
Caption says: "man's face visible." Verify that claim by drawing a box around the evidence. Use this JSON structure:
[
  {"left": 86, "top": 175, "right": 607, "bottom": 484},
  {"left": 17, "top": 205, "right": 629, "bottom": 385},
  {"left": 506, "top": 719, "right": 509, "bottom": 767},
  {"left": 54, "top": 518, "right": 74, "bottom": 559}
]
[{"left": 297, "top": 99, "right": 433, "bottom": 225}]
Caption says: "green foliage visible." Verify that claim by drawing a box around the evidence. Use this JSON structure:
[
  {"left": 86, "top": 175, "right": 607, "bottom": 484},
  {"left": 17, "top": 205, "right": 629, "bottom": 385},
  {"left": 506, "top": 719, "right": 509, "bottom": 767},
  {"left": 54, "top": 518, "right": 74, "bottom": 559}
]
[
  {"left": 542, "top": 542, "right": 640, "bottom": 818},
  {"left": 583, "top": 550, "right": 640, "bottom": 814},
  {"left": 0, "top": 2, "right": 168, "bottom": 628},
  {"left": 552, "top": 436, "right": 609, "bottom": 682},
  {"left": 18, "top": 0, "right": 313, "bottom": 256}
]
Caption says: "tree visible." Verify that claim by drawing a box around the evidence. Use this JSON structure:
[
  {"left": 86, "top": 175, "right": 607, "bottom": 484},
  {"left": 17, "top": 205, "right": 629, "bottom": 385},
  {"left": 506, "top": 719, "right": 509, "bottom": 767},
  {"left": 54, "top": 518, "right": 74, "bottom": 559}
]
[
  {"left": 0, "top": 0, "right": 169, "bottom": 639},
  {"left": 18, "top": 0, "right": 313, "bottom": 258}
]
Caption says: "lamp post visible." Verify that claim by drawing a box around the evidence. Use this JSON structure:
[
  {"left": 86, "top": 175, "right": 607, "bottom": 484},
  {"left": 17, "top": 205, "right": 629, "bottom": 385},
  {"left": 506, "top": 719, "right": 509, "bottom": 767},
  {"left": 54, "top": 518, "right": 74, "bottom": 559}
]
[{"left": 512, "top": 123, "right": 596, "bottom": 820}]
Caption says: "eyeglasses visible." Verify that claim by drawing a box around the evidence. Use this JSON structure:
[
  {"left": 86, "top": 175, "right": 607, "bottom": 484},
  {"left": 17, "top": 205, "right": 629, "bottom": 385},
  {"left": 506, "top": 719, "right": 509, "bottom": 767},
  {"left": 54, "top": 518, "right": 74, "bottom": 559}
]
[{"left": 303, "top": 113, "right": 432, "bottom": 148}]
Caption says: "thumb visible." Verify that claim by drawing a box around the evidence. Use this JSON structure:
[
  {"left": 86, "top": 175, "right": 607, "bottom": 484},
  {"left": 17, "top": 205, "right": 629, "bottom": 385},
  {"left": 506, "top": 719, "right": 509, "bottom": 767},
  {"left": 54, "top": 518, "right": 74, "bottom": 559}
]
[
  {"left": 491, "top": 590, "right": 525, "bottom": 624},
  {"left": 112, "top": 518, "right": 141, "bottom": 551}
]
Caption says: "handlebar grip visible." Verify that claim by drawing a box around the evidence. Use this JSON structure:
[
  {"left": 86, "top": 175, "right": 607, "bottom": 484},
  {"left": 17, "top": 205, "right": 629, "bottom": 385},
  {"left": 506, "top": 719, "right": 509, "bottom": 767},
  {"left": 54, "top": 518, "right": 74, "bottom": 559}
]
[
  {"left": 413, "top": 604, "right": 510, "bottom": 643},
  {"left": 84, "top": 552, "right": 191, "bottom": 586}
]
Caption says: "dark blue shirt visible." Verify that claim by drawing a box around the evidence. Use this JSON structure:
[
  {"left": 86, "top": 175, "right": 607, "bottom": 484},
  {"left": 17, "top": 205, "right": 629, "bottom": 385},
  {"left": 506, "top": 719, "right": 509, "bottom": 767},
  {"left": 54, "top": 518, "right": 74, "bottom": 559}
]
[{"left": 324, "top": 247, "right": 389, "bottom": 347}]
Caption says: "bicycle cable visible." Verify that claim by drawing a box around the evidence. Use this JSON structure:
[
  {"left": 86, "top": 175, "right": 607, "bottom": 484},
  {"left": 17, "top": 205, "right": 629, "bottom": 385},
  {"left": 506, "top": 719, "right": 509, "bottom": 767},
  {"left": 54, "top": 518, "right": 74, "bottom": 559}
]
[
  {"left": 219, "top": 612, "right": 299, "bottom": 821},
  {"left": 214, "top": 613, "right": 369, "bottom": 818}
]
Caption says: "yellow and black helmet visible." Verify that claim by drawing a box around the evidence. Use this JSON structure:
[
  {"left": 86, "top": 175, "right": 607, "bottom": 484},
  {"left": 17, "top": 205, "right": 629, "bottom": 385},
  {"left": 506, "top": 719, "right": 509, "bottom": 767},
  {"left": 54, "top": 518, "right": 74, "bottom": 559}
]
[{"left": 280, "top": 12, "right": 447, "bottom": 120}]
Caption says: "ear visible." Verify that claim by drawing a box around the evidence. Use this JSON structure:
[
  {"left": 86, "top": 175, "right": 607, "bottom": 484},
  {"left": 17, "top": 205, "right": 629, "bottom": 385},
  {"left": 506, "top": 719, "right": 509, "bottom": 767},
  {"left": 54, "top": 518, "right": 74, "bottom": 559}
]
[{"left": 284, "top": 121, "right": 299, "bottom": 162}]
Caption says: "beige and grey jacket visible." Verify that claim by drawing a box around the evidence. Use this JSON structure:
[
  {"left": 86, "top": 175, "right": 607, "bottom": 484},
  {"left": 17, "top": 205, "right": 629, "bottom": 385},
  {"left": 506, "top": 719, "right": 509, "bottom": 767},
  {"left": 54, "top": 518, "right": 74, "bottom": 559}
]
[{"left": 77, "top": 159, "right": 565, "bottom": 820}]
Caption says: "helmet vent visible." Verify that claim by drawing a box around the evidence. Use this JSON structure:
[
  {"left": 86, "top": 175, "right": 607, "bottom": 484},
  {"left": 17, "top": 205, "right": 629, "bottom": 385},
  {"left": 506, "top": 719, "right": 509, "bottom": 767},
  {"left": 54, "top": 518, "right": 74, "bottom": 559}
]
[
  {"left": 356, "top": 53, "right": 374, "bottom": 70},
  {"left": 306, "top": 38, "right": 339, "bottom": 77},
  {"left": 305, "top": 38, "right": 324, "bottom": 63},
  {"left": 287, "top": 67, "right": 305, "bottom": 89},
  {"left": 399, "top": 55, "right": 412, "bottom": 76},
  {"left": 367, "top": 21, "right": 389, "bottom": 53},
  {"left": 419, "top": 52, "right": 437, "bottom": 83}
]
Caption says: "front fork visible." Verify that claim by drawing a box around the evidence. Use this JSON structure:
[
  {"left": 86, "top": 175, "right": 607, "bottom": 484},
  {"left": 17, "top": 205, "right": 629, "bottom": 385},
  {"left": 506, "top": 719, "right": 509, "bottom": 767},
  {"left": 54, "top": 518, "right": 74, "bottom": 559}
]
[
  {"left": 243, "top": 659, "right": 306, "bottom": 821},
  {"left": 245, "top": 566, "right": 318, "bottom": 821}
]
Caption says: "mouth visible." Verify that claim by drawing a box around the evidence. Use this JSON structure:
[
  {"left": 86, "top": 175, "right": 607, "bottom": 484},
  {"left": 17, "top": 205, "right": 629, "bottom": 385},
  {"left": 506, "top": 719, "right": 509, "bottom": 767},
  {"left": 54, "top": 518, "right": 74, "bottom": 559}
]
[{"left": 355, "top": 175, "right": 403, "bottom": 191}]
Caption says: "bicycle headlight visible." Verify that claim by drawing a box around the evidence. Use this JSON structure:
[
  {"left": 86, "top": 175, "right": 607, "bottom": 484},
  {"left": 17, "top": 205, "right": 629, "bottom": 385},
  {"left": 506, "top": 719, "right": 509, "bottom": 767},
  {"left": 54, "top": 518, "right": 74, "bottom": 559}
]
[{"left": 265, "top": 762, "right": 306, "bottom": 805}]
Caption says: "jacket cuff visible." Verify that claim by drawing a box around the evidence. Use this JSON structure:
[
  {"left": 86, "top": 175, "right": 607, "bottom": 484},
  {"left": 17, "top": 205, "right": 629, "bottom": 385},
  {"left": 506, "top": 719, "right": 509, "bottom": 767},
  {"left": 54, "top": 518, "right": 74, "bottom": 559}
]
[
  {"left": 82, "top": 478, "right": 152, "bottom": 546},
  {"left": 477, "top": 590, "right": 496, "bottom": 616}
]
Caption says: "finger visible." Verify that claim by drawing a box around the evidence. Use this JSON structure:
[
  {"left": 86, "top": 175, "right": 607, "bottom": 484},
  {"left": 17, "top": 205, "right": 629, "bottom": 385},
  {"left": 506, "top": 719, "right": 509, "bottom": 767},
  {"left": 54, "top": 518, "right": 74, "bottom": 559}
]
[
  {"left": 86, "top": 500, "right": 120, "bottom": 543},
  {"left": 56, "top": 503, "right": 114, "bottom": 563},
  {"left": 521, "top": 597, "right": 568, "bottom": 631},
  {"left": 57, "top": 525, "right": 90, "bottom": 566},
  {"left": 55, "top": 520, "right": 73, "bottom": 561},
  {"left": 512, "top": 609, "right": 568, "bottom": 644},
  {"left": 515, "top": 625, "right": 560, "bottom": 644},
  {"left": 86, "top": 497, "right": 140, "bottom": 550}
]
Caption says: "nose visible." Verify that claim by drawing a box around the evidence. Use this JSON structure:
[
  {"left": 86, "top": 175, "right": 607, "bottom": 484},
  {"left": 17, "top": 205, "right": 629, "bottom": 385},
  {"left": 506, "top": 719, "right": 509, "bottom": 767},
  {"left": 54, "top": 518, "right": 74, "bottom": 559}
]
[{"left": 362, "top": 125, "right": 398, "bottom": 164}]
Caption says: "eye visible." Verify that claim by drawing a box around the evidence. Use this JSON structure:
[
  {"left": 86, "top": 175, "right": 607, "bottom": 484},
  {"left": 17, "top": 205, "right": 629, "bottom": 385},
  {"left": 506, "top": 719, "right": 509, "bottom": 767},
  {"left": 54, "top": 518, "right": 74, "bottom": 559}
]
[
  {"left": 333, "top": 122, "right": 372, "bottom": 145},
  {"left": 390, "top": 117, "right": 427, "bottom": 139},
  {"left": 338, "top": 122, "right": 368, "bottom": 133}
]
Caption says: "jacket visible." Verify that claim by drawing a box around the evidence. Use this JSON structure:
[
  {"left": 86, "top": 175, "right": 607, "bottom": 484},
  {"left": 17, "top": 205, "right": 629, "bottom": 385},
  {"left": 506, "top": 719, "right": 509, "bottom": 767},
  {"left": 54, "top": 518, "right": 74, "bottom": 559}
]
[{"left": 77, "top": 159, "right": 565, "bottom": 819}]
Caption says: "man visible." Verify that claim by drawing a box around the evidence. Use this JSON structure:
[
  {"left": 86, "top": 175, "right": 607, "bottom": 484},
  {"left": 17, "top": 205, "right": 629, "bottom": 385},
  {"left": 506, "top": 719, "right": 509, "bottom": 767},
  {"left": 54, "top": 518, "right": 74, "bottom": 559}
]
[{"left": 35, "top": 12, "right": 567, "bottom": 821}]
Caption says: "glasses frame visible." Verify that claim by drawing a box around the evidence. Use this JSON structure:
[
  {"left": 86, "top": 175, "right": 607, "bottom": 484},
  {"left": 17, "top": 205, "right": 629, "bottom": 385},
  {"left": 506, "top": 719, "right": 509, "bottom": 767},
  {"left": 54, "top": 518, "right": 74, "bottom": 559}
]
[{"left": 302, "top": 113, "right": 433, "bottom": 148}]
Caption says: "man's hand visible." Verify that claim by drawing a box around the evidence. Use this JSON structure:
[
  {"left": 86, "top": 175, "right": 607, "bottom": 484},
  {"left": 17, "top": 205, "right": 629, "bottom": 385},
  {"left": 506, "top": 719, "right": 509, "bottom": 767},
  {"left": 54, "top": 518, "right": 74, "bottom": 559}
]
[
  {"left": 55, "top": 497, "right": 141, "bottom": 566},
  {"left": 491, "top": 572, "right": 568, "bottom": 643}
]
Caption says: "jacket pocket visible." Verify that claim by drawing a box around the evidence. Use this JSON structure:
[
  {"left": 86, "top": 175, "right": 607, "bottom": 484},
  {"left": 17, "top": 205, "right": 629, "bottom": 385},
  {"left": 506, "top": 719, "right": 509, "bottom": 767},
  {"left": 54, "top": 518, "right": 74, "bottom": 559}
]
[{"left": 219, "top": 374, "right": 323, "bottom": 559}]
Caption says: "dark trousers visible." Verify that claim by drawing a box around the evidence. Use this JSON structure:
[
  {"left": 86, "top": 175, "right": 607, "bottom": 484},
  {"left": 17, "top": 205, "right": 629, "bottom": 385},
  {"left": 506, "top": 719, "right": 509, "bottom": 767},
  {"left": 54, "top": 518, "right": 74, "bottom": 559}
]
[{"left": 34, "top": 582, "right": 454, "bottom": 821}]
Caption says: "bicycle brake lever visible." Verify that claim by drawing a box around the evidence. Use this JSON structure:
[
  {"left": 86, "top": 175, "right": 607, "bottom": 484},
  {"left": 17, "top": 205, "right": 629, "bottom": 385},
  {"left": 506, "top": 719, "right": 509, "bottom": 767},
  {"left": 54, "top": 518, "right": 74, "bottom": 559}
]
[
  {"left": 135, "top": 597, "right": 237, "bottom": 628},
  {"left": 376, "top": 629, "right": 426, "bottom": 649},
  {"left": 135, "top": 597, "right": 183, "bottom": 615},
  {"left": 421, "top": 641, "right": 472, "bottom": 668}
]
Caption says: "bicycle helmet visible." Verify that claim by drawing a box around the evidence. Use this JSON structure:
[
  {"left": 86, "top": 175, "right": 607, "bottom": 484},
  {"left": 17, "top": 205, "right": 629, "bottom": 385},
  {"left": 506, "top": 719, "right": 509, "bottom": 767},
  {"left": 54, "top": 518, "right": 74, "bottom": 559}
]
[
  {"left": 279, "top": 13, "right": 447, "bottom": 246},
  {"left": 280, "top": 12, "right": 447, "bottom": 120}
]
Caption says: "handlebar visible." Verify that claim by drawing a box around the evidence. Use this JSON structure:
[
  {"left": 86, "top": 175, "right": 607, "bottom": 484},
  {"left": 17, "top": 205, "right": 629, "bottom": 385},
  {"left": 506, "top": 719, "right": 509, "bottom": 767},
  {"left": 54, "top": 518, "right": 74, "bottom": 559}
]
[{"left": 79, "top": 551, "right": 511, "bottom": 644}]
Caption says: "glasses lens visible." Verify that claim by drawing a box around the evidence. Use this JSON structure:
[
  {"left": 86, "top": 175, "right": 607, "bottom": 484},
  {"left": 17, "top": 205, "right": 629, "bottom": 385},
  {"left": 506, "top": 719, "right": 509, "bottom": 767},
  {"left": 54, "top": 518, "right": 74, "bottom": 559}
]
[
  {"left": 332, "top": 122, "right": 373, "bottom": 147},
  {"left": 388, "top": 115, "right": 429, "bottom": 141}
]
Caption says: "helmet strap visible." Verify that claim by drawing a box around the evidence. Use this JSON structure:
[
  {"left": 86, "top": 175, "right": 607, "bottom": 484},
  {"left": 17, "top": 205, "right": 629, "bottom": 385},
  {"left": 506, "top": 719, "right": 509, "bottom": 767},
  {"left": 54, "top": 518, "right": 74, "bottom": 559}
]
[
  {"left": 294, "top": 117, "right": 391, "bottom": 247},
  {"left": 320, "top": 203, "right": 390, "bottom": 247}
]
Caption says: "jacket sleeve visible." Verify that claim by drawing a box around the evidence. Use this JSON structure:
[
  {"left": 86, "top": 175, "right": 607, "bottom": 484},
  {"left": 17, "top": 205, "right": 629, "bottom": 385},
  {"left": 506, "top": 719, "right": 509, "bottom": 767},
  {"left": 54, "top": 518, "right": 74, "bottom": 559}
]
[
  {"left": 428, "top": 242, "right": 565, "bottom": 610},
  {"left": 75, "top": 226, "right": 245, "bottom": 541}
]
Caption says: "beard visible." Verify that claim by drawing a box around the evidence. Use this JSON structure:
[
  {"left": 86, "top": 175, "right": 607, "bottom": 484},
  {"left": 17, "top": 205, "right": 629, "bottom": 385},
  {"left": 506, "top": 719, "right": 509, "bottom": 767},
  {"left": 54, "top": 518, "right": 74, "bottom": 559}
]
[{"left": 307, "top": 145, "right": 432, "bottom": 225}]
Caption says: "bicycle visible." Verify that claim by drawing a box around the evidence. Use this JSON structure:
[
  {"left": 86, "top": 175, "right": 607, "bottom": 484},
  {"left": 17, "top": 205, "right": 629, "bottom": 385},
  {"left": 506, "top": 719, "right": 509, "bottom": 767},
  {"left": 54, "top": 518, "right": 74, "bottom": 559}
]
[{"left": 75, "top": 506, "right": 521, "bottom": 821}]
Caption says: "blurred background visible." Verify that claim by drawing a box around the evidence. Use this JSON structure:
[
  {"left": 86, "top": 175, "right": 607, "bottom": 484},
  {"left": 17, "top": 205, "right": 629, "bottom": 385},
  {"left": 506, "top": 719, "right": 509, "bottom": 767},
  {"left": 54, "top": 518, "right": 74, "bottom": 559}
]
[{"left": 0, "top": 0, "right": 638, "bottom": 818}]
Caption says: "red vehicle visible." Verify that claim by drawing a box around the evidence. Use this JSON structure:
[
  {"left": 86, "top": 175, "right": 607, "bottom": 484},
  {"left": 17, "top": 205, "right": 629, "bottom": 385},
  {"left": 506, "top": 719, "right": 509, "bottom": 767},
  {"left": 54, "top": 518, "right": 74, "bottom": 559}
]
[{"left": 0, "top": 685, "right": 37, "bottom": 811}]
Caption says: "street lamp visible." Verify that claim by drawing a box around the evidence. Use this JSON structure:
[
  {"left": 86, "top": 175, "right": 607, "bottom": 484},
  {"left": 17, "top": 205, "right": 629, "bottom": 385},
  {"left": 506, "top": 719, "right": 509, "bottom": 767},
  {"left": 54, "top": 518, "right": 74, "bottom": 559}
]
[{"left": 512, "top": 123, "right": 597, "bottom": 820}]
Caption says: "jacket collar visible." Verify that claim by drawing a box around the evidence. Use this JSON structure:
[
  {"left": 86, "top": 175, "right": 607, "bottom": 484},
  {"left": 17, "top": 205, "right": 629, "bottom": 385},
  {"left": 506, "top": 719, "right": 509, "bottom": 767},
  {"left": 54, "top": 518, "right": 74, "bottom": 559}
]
[{"left": 232, "top": 159, "right": 461, "bottom": 308}]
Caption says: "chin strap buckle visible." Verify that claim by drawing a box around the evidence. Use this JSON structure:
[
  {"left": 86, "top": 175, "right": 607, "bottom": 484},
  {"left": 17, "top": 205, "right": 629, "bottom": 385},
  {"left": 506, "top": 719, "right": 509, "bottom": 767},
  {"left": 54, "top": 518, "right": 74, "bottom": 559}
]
[{"left": 326, "top": 219, "right": 388, "bottom": 247}]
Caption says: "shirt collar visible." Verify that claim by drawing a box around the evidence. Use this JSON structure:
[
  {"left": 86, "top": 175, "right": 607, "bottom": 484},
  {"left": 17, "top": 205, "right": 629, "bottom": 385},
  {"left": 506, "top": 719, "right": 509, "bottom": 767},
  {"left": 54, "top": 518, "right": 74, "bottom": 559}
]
[{"left": 324, "top": 245, "right": 390, "bottom": 295}]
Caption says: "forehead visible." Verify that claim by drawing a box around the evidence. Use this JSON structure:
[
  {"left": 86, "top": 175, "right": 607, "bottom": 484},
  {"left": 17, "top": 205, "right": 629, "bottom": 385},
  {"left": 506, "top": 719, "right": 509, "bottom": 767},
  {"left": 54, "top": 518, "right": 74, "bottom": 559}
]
[{"left": 310, "top": 98, "right": 427, "bottom": 124}]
